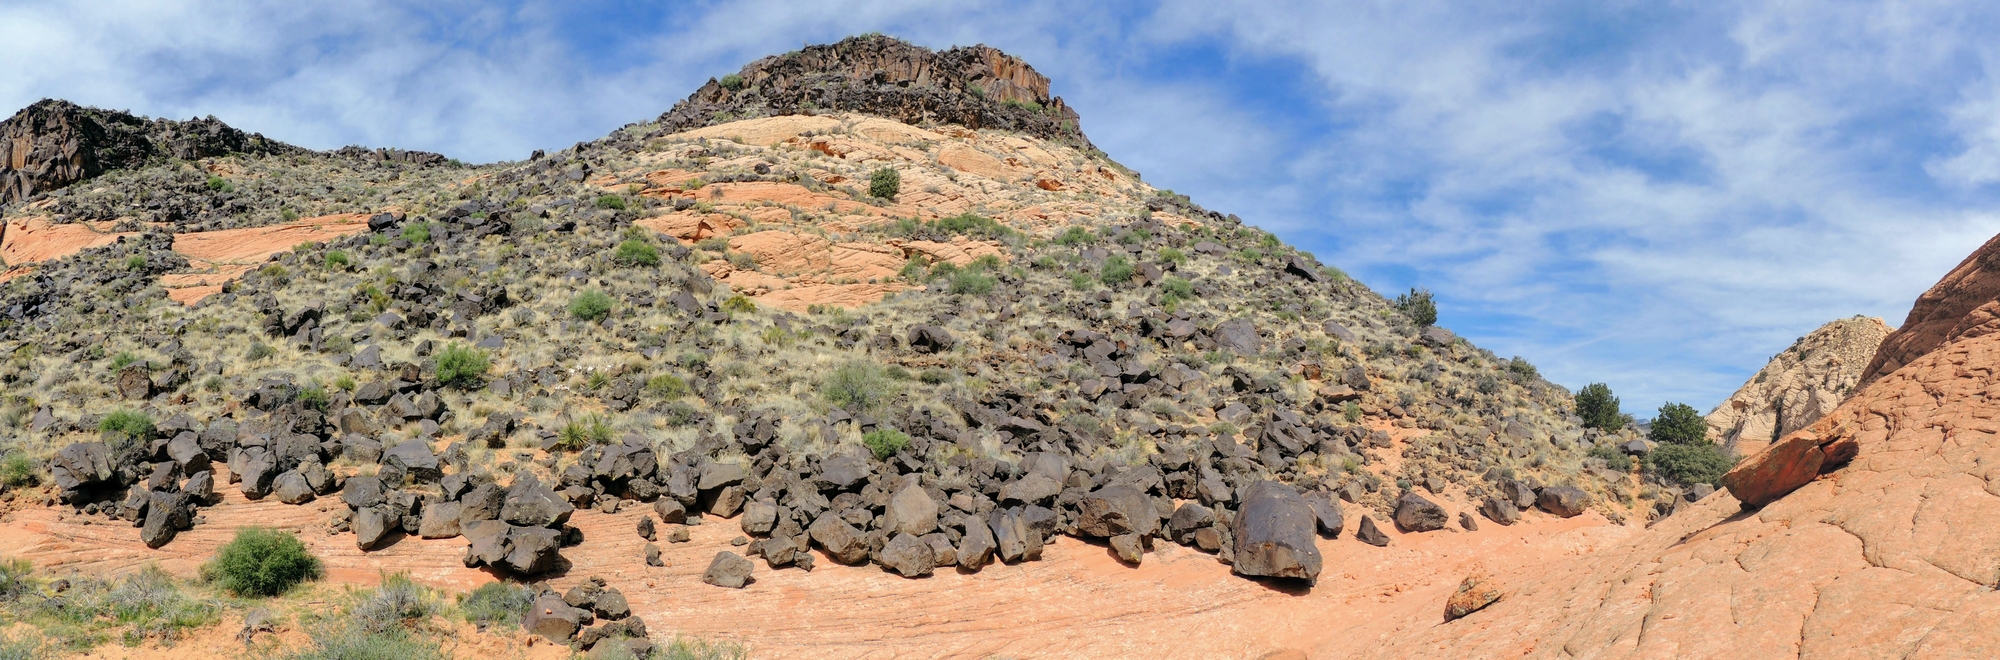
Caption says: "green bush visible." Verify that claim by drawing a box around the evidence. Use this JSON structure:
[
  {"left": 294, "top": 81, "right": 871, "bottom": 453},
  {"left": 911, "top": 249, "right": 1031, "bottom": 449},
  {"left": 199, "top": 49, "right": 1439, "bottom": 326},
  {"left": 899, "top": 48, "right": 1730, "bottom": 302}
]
[
  {"left": 570, "top": 290, "right": 615, "bottom": 322},
  {"left": 1586, "top": 443, "right": 1634, "bottom": 472},
  {"left": 1069, "top": 272, "right": 1095, "bottom": 291},
  {"left": 720, "top": 294, "right": 756, "bottom": 315},
  {"left": 324, "top": 250, "right": 350, "bottom": 268},
  {"left": 298, "top": 386, "right": 330, "bottom": 411},
  {"left": 109, "top": 351, "right": 142, "bottom": 371},
  {"left": 1161, "top": 277, "right": 1194, "bottom": 307},
  {"left": 205, "top": 175, "right": 228, "bottom": 191},
  {"left": 863, "top": 428, "right": 911, "bottom": 460},
  {"left": 646, "top": 374, "right": 689, "bottom": 399},
  {"left": 203, "top": 528, "right": 322, "bottom": 597},
  {"left": 400, "top": 222, "right": 431, "bottom": 244},
  {"left": 823, "top": 361, "right": 895, "bottom": 411},
  {"left": 595, "top": 195, "right": 628, "bottom": 210},
  {"left": 931, "top": 213, "right": 1015, "bottom": 240},
  {"left": 613, "top": 239, "right": 660, "bottom": 267},
  {"left": 869, "top": 167, "right": 901, "bottom": 200},
  {"left": 458, "top": 581, "right": 532, "bottom": 629},
  {"left": 1649, "top": 402, "right": 1707, "bottom": 446},
  {"left": 1575, "top": 383, "right": 1625, "bottom": 432},
  {"left": 1648, "top": 442, "right": 1735, "bottom": 487},
  {"left": 279, "top": 624, "right": 445, "bottom": 660},
  {"left": 1055, "top": 226, "right": 1093, "bottom": 246},
  {"left": 1100, "top": 255, "right": 1134, "bottom": 285},
  {"left": 124, "top": 255, "right": 147, "bottom": 270},
  {"left": 353, "top": 574, "right": 436, "bottom": 633},
  {"left": 434, "top": 343, "right": 489, "bottom": 389},
  {"left": 557, "top": 414, "right": 614, "bottom": 450},
  {"left": 718, "top": 73, "right": 745, "bottom": 91},
  {"left": 99, "top": 410, "right": 154, "bottom": 442},
  {"left": 948, "top": 267, "right": 996, "bottom": 295},
  {"left": 1159, "top": 247, "right": 1187, "bottom": 265},
  {"left": 0, "top": 454, "right": 37, "bottom": 488},
  {"left": 1394, "top": 288, "right": 1438, "bottom": 326},
  {"left": 1506, "top": 356, "right": 1539, "bottom": 381},
  {"left": 1344, "top": 401, "right": 1362, "bottom": 423}
]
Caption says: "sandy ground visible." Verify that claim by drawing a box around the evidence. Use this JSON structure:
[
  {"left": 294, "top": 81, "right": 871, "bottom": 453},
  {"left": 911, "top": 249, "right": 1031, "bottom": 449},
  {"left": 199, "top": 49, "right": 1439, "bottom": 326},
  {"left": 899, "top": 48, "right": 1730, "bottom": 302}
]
[{"left": 0, "top": 469, "right": 1632, "bottom": 659}]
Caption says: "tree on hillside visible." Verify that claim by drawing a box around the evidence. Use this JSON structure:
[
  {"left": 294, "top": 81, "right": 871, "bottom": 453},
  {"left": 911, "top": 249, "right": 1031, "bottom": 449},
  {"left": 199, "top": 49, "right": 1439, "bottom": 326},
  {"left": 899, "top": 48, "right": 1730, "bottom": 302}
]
[
  {"left": 1575, "top": 383, "right": 1625, "bottom": 432},
  {"left": 1648, "top": 402, "right": 1707, "bottom": 445},
  {"left": 1394, "top": 288, "right": 1437, "bottom": 326}
]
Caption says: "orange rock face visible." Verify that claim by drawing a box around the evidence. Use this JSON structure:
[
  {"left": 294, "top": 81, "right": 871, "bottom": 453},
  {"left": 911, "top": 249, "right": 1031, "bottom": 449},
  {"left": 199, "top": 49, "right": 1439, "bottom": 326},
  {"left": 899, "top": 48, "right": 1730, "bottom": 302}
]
[{"left": 1858, "top": 232, "right": 2000, "bottom": 387}]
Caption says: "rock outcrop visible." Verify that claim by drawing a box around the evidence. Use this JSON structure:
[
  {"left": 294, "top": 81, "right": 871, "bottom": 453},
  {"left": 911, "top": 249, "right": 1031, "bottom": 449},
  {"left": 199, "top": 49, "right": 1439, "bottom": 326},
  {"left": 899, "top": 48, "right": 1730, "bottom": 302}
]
[
  {"left": 653, "top": 34, "right": 1090, "bottom": 148},
  {"left": 0, "top": 99, "right": 304, "bottom": 204},
  {"left": 1857, "top": 232, "right": 2000, "bottom": 388},
  {"left": 1706, "top": 315, "right": 1890, "bottom": 456}
]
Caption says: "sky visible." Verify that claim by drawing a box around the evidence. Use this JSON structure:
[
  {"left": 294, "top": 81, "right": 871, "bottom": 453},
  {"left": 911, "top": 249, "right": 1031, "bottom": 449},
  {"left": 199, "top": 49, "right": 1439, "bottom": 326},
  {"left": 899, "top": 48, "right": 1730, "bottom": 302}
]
[{"left": 4, "top": 0, "right": 1999, "bottom": 416}]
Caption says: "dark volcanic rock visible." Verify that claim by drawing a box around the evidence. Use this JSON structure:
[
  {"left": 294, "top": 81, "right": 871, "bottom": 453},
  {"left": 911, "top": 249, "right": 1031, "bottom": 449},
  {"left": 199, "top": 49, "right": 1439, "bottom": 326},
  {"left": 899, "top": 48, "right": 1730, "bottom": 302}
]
[
  {"left": 1393, "top": 491, "right": 1448, "bottom": 533},
  {"left": 1229, "top": 480, "right": 1321, "bottom": 583},
  {"left": 1356, "top": 516, "right": 1391, "bottom": 547},
  {"left": 702, "top": 551, "right": 754, "bottom": 588},
  {"left": 1537, "top": 485, "right": 1590, "bottom": 518}
]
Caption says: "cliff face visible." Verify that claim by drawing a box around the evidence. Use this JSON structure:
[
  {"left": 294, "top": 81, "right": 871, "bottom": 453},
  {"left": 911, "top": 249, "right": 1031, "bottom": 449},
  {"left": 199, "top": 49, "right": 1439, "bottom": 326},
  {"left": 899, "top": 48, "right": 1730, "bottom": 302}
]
[
  {"left": 1857, "top": 232, "right": 2000, "bottom": 388},
  {"left": 654, "top": 35, "right": 1091, "bottom": 149},
  {"left": 1705, "top": 316, "right": 1890, "bottom": 457},
  {"left": 0, "top": 99, "right": 303, "bottom": 204}
]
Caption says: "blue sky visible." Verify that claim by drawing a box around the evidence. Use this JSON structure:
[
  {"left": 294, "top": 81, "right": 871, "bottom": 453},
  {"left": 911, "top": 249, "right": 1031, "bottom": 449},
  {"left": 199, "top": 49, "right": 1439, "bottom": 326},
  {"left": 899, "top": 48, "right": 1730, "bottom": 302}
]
[{"left": 6, "top": 0, "right": 2000, "bottom": 416}]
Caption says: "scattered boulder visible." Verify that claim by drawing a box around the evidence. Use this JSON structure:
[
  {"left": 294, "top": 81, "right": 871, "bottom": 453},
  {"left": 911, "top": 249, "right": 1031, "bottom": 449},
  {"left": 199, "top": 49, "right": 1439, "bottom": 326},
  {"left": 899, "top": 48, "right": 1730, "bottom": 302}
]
[
  {"left": 809, "top": 513, "right": 870, "bottom": 565},
  {"left": 1110, "top": 533, "right": 1145, "bottom": 565},
  {"left": 523, "top": 594, "right": 591, "bottom": 643},
  {"left": 906, "top": 325, "right": 956, "bottom": 353},
  {"left": 1356, "top": 516, "right": 1391, "bottom": 547},
  {"left": 1229, "top": 481, "right": 1321, "bottom": 583},
  {"left": 878, "top": 532, "right": 936, "bottom": 578},
  {"left": 1393, "top": 491, "right": 1448, "bottom": 532},
  {"left": 1479, "top": 496, "right": 1520, "bottom": 526},
  {"left": 1443, "top": 573, "right": 1504, "bottom": 622},
  {"left": 1303, "top": 492, "right": 1343, "bottom": 538},
  {"left": 1536, "top": 486, "right": 1589, "bottom": 518},
  {"left": 702, "top": 551, "right": 754, "bottom": 588},
  {"left": 1076, "top": 485, "right": 1158, "bottom": 538}
]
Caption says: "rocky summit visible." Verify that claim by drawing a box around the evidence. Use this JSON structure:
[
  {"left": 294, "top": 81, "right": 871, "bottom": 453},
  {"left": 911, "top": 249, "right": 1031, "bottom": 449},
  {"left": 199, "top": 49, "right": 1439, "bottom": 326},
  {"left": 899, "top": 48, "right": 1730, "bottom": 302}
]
[{"left": 0, "top": 32, "right": 1986, "bottom": 658}]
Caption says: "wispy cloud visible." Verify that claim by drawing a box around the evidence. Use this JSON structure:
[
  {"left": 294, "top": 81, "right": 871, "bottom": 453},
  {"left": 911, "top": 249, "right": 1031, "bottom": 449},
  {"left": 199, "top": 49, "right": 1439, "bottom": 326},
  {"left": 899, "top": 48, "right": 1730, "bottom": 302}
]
[{"left": 3, "top": 0, "right": 1995, "bottom": 412}]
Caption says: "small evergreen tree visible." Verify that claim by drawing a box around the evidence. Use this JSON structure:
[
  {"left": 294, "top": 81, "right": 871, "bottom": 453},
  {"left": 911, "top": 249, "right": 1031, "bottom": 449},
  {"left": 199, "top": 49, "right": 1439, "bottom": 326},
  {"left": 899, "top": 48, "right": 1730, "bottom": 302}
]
[
  {"left": 869, "top": 168, "right": 901, "bottom": 200},
  {"left": 1649, "top": 402, "right": 1707, "bottom": 446},
  {"left": 1394, "top": 288, "right": 1438, "bottom": 326},
  {"left": 1575, "top": 383, "right": 1623, "bottom": 432}
]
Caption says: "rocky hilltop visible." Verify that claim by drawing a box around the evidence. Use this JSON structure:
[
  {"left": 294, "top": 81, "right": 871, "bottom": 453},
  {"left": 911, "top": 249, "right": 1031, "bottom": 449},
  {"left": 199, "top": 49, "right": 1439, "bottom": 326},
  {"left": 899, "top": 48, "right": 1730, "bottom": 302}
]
[
  {"left": 0, "top": 35, "right": 1735, "bottom": 657},
  {"left": 1704, "top": 315, "right": 1889, "bottom": 456},
  {"left": 0, "top": 99, "right": 307, "bottom": 205},
  {"left": 656, "top": 34, "right": 1091, "bottom": 149}
]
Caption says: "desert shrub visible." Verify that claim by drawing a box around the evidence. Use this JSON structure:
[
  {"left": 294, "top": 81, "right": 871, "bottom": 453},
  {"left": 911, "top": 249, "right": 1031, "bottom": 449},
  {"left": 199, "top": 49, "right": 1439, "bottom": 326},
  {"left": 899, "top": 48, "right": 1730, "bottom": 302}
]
[
  {"left": 1159, "top": 247, "right": 1187, "bottom": 266},
  {"left": 205, "top": 175, "right": 227, "bottom": 191},
  {"left": 613, "top": 239, "right": 660, "bottom": 267},
  {"left": 863, "top": 428, "right": 911, "bottom": 460},
  {"left": 931, "top": 213, "right": 1015, "bottom": 241},
  {"left": 595, "top": 194, "right": 628, "bottom": 210},
  {"left": 1575, "top": 383, "right": 1625, "bottom": 432},
  {"left": 324, "top": 250, "right": 350, "bottom": 268},
  {"left": 1506, "top": 356, "right": 1539, "bottom": 381},
  {"left": 720, "top": 294, "right": 756, "bottom": 314},
  {"left": 282, "top": 208, "right": 300, "bottom": 222},
  {"left": 646, "top": 374, "right": 689, "bottom": 399},
  {"left": 203, "top": 528, "right": 322, "bottom": 597},
  {"left": 246, "top": 342, "right": 276, "bottom": 362},
  {"left": 557, "top": 414, "right": 614, "bottom": 450},
  {"left": 1055, "top": 226, "right": 1093, "bottom": 246},
  {"left": 353, "top": 574, "right": 436, "bottom": 633},
  {"left": 718, "top": 73, "right": 745, "bottom": 91},
  {"left": 727, "top": 251, "right": 757, "bottom": 270},
  {"left": 1161, "top": 277, "right": 1194, "bottom": 307},
  {"left": 1100, "top": 255, "right": 1134, "bottom": 285},
  {"left": 0, "top": 629, "right": 39, "bottom": 659},
  {"left": 1394, "top": 288, "right": 1438, "bottom": 326},
  {"left": 434, "top": 343, "right": 489, "bottom": 389},
  {"left": 109, "top": 351, "right": 142, "bottom": 371},
  {"left": 297, "top": 386, "right": 329, "bottom": 411},
  {"left": 823, "top": 361, "right": 894, "bottom": 411},
  {"left": 333, "top": 374, "right": 357, "bottom": 391},
  {"left": 948, "top": 267, "right": 996, "bottom": 295},
  {"left": 1648, "top": 442, "right": 1735, "bottom": 487},
  {"left": 400, "top": 222, "right": 431, "bottom": 244},
  {"left": 202, "top": 375, "right": 225, "bottom": 392},
  {"left": 279, "top": 624, "right": 445, "bottom": 660},
  {"left": 1069, "top": 272, "right": 1094, "bottom": 291},
  {"left": 1344, "top": 401, "right": 1362, "bottom": 423},
  {"left": 869, "top": 167, "right": 900, "bottom": 200},
  {"left": 1587, "top": 443, "right": 1634, "bottom": 472},
  {"left": 917, "top": 368, "right": 952, "bottom": 385},
  {"left": 99, "top": 410, "right": 154, "bottom": 442},
  {"left": 124, "top": 255, "right": 146, "bottom": 270},
  {"left": 653, "top": 635, "right": 751, "bottom": 660},
  {"left": 458, "top": 581, "right": 532, "bottom": 629},
  {"left": 0, "top": 557, "right": 31, "bottom": 600},
  {"left": 0, "top": 454, "right": 37, "bottom": 488},
  {"left": 570, "top": 290, "right": 615, "bottom": 322},
  {"left": 662, "top": 402, "right": 701, "bottom": 427},
  {"left": 1649, "top": 402, "right": 1707, "bottom": 446}
]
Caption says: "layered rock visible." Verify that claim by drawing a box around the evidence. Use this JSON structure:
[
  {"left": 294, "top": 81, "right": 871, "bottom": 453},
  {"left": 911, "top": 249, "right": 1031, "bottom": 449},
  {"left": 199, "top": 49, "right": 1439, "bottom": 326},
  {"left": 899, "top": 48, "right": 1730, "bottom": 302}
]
[
  {"left": 1706, "top": 316, "right": 1890, "bottom": 456},
  {"left": 653, "top": 34, "right": 1090, "bottom": 148},
  {"left": 0, "top": 99, "right": 304, "bottom": 204},
  {"left": 1857, "top": 232, "right": 2000, "bottom": 388}
]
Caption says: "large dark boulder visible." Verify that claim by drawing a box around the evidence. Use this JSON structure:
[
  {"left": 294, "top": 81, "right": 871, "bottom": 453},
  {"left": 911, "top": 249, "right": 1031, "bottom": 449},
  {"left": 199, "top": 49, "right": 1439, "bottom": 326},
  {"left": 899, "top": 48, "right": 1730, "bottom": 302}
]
[
  {"left": 1304, "top": 491, "right": 1344, "bottom": 538},
  {"left": 1075, "top": 485, "right": 1159, "bottom": 538},
  {"left": 1212, "top": 318, "right": 1262, "bottom": 355},
  {"left": 139, "top": 491, "right": 194, "bottom": 548},
  {"left": 1393, "top": 491, "right": 1448, "bottom": 533},
  {"left": 341, "top": 475, "right": 386, "bottom": 509},
  {"left": 1479, "top": 496, "right": 1520, "bottom": 526},
  {"left": 956, "top": 514, "right": 997, "bottom": 570},
  {"left": 354, "top": 507, "right": 396, "bottom": 550},
  {"left": 381, "top": 439, "right": 441, "bottom": 482},
  {"left": 503, "top": 526, "right": 563, "bottom": 574},
  {"left": 1537, "top": 485, "right": 1589, "bottom": 518},
  {"left": 523, "top": 593, "right": 591, "bottom": 643},
  {"left": 419, "top": 501, "right": 464, "bottom": 539},
  {"left": 50, "top": 442, "right": 115, "bottom": 495},
  {"left": 1229, "top": 480, "right": 1321, "bottom": 583},
  {"left": 501, "top": 473, "right": 574, "bottom": 528},
  {"left": 886, "top": 483, "right": 939, "bottom": 537},
  {"left": 702, "top": 551, "right": 754, "bottom": 588},
  {"left": 906, "top": 325, "right": 956, "bottom": 353},
  {"left": 878, "top": 532, "right": 935, "bottom": 578},
  {"left": 272, "top": 470, "right": 316, "bottom": 504},
  {"left": 809, "top": 513, "right": 870, "bottom": 565},
  {"left": 1167, "top": 502, "right": 1216, "bottom": 545}
]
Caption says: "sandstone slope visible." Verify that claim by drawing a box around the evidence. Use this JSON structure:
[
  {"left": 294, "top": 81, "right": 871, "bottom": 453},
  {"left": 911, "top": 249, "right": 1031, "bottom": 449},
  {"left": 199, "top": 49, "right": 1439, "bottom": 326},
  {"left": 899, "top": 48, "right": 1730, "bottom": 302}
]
[{"left": 1704, "top": 315, "right": 1889, "bottom": 456}]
